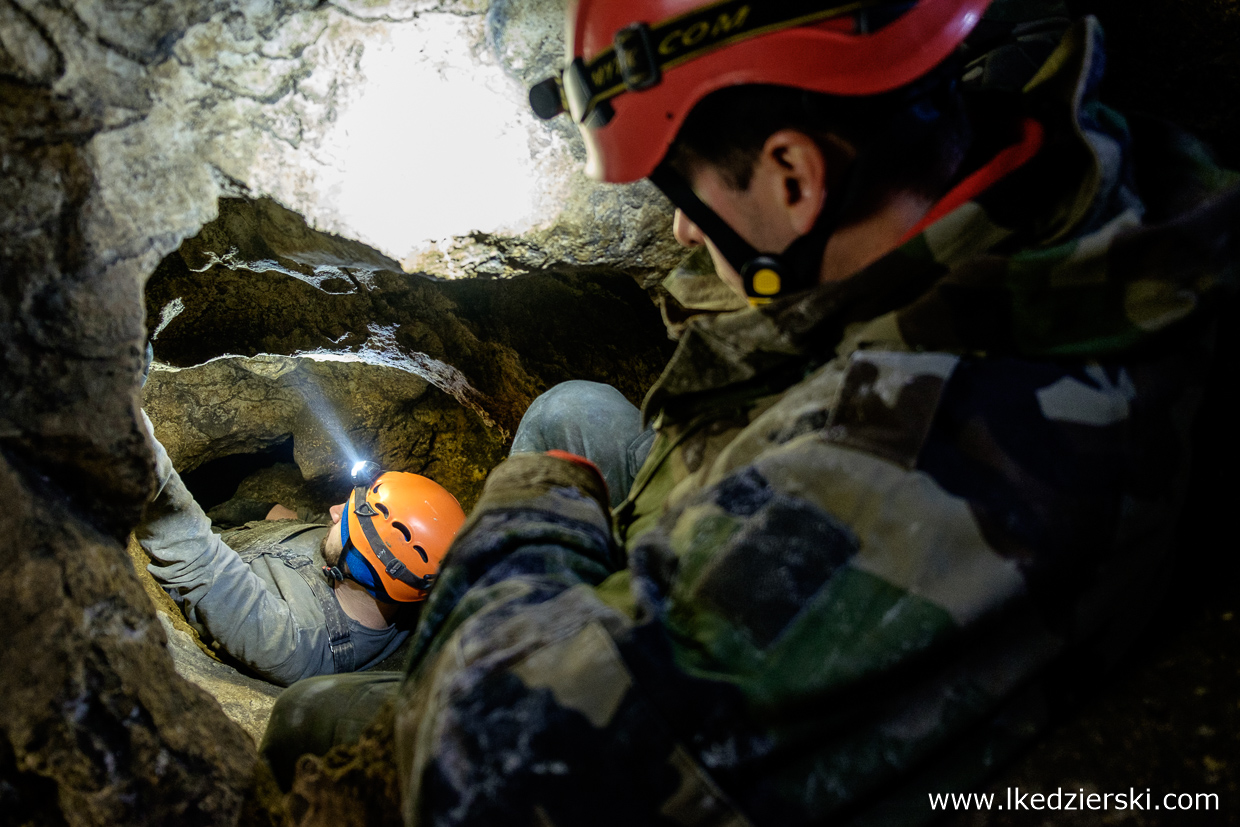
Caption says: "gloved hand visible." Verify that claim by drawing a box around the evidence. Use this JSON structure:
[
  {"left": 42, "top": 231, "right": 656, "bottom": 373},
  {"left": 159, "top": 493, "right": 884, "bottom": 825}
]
[
  {"left": 544, "top": 449, "right": 611, "bottom": 507},
  {"left": 461, "top": 450, "right": 613, "bottom": 539}
]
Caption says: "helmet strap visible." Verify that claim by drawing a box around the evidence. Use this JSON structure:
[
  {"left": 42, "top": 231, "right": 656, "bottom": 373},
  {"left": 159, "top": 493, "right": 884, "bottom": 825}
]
[
  {"left": 341, "top": 547, "right": 400, "bottom": 604},
  {"left": 347, "top": 482, "right": 437, "bottom": 594},
  {"left": 650, "top": 148, "right": 870, "bottom": 305},
  {"left": 323, "top": 504, "right": 351, "bottom": 584}
]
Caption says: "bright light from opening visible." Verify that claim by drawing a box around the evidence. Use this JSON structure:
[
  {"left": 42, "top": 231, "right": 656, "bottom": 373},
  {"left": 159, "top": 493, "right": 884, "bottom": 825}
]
[{"left": 312, "top": 15, "right": 553, "bottom": 264}]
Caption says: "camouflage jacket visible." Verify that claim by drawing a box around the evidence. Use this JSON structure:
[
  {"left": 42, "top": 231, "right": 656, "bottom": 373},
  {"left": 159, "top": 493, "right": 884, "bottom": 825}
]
[{"left": 393, "top": 18, "right": 1239, "bottom": 827}]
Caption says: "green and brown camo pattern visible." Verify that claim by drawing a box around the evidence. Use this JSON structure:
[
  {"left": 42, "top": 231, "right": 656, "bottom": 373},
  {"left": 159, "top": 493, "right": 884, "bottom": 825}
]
[{"left": 392, "top": 15, "right": 1239, "bottom": 827}]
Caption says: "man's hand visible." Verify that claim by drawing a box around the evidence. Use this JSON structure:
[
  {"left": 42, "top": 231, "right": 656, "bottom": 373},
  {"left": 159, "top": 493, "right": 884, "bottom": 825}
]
[
  {"left": 544, "top": 450, "right": 610, "bottom": 506},
  {"left": 266, "top": 504, "right": 298, "bottom": 521}
]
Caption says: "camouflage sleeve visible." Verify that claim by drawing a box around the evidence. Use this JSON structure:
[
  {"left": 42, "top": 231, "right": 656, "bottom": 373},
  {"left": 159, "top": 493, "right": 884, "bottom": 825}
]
[
  {"left": 400, "top": 451, "right": 619, "bottom": 675},
  {"left": 393, "top": 453, "right": 760, "bottom": 825}
]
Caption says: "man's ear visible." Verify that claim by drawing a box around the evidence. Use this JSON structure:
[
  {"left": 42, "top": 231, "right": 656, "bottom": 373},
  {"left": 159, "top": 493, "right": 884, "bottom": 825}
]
[{"left": 756, "top": 129, "right": 828, "bottom": 237}]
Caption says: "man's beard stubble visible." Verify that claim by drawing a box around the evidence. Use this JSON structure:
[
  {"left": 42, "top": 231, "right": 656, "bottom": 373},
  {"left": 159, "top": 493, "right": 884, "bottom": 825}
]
[{"left": 321, "top": 531, "right": 343, "bottom": 567}]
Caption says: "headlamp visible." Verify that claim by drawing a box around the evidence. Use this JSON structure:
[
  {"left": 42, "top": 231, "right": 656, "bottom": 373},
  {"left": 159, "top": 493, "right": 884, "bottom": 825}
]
[
  {"left": 350, "top": 460, "right": 382, "bottom": 487},
  {"left": 529, "top": 60, "right": 615, "bottom": 128}
]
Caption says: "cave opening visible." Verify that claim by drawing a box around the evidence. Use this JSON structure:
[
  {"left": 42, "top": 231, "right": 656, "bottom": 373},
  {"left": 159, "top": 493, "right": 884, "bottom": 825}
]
[{"left": 179, "top": 438, "right": 302, "bottom": 523}]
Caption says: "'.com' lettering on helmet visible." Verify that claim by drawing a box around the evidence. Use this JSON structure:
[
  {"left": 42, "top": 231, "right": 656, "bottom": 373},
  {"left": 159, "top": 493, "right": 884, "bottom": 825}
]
[
  {"left": 530, "top": 0, "right": 993, "bottom": 304},
  {"left": 531, "top": 0, "right": 993, "bottom": 183}
]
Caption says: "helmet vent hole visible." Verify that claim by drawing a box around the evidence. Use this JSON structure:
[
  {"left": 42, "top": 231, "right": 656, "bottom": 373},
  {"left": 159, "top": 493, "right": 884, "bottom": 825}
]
[
  {"left": 413, "top": 544, "right": 429, "bottom": 563},
  {"left": 393, "top": 521, "right": 411, "bottom": 543},
  {"left": 372, "top": 483, "right": 382, "bottom": 494},
  {"left": 376, "top": 503, "right": 389, "bottom": 518}
]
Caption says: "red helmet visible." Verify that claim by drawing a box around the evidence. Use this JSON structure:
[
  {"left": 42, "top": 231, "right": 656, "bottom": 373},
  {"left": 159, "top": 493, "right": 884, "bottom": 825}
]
[
  {"left": 345, "top": 471, "right": 466, "bottom": 602},
  {"left": 532, "top": 0, "right": 993, "bottom": 182}
]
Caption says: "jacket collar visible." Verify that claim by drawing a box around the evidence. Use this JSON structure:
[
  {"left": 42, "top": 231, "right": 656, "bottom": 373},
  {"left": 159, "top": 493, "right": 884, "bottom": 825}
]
[{"left": 644, "top": 16, "right": 1240, "bottom": 423}]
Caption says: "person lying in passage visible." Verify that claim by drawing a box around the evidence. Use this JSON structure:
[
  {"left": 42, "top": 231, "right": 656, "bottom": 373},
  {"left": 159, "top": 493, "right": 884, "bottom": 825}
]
[{"left": 134, "top": 414, "right": 465, "bottom": 687}]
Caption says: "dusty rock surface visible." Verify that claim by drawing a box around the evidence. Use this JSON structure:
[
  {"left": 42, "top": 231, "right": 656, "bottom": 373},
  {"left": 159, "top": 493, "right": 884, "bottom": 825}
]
[
  {"left": 126, "top": 535, "right": 285, "bottom": 745},
  {"left": 158, "top": 615, "right": 285, "bottom": 747},
  {"left": 144, "top": 196, "right": 675, "bottom": 458},
  {"left": 143, "top": 353, "right": 507, "bottom": 511},
  {"left": 0, "top": 458, "right": 285, "bottom": 824}
]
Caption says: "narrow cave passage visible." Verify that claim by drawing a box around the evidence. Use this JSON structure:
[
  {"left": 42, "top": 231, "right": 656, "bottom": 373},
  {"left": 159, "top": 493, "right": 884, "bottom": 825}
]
[{"left": 2, "top": 0, "right": 1239, "bottom": 825}]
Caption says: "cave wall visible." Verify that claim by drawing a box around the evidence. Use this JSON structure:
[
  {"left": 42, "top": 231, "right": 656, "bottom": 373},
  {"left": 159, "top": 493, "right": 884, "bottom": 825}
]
[
  {"left": 142, "top": 196, "right": 676, "bottom": 513},
  {"left": 2, "top": 2, "right": 272, "bottom": 822},
  {"left": 145, "top": 198, "right": 675, "bottom": 439}
]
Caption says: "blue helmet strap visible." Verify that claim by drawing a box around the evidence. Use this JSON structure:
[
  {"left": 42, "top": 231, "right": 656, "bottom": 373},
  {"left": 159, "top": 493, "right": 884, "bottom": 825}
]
[
  {"left": 324, "top": 519, "right": 399, "bottom": 604},
  {"left": 322, "top": 487, "right": 412, "bottom": 603},
  {"left": 342, "top": 548, "right": 398, "bottom": 604},
  {"left": 339, "top": 502, "right": 352, "bottom": 551},
  {"left": 322, "top": 512, "right": 350, "bottom": 585}
]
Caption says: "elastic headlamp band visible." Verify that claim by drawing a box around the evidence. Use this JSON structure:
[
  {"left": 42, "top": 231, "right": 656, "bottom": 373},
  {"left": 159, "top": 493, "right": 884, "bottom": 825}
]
[
  {"left": 339, "top": 498, "right": 351, "bottom": 551},
  {"left": 350, "top": 482, "right": 437, "bottom": 593},
  {"left": 529, "top": 0, "right": 892, "bottom": 125}
]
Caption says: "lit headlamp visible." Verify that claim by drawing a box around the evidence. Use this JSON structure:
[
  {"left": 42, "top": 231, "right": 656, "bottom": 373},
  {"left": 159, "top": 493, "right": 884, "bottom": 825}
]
[{"left": 350, "top": 460, "right": 381, "bottom": 487}]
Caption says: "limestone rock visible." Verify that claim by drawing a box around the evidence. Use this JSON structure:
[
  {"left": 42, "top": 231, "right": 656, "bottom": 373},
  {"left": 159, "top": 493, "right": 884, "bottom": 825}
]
[
  {"left": 144, "top": 354, "right": 508, "bottom": 510},
  {"left": 127, "top": 534, "right": 287, "bottom": 748},
  {"left": 0, "top": 459, "right": 283, "bottom": 825},
  {"left": 207, "top": 463, "right": 333, "bottom": 526},
  {"left": 140, "top": 0, "right": 677, "bottom": 278},
  {"left": 1, "top": 1, "right": 674, "bottom": 821},
  {"left": 158, "top": 614, "right": 285, "bottom": 747},
  {"left": 145, "top": 197, "right": 676, "bottom": 448}
]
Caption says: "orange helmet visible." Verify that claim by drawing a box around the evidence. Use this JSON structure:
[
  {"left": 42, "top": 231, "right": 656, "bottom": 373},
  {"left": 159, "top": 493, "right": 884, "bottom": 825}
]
[
  {"left": 343, "top": 471, "right": 466, "bottom": 602},
  {"left": 531, "top": 0, "right": 993, "bottom": 183}
]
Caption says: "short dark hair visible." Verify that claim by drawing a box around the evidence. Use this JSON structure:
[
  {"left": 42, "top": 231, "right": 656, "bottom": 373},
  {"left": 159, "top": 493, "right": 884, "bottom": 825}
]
[{"left": 664, "top": 76, "right": 972, "bottom": 221}]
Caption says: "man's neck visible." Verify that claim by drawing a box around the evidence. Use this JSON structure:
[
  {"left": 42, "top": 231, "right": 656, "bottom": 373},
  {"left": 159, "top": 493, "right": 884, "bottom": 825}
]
[
  {"left": 819, "top": 189, "right": 935, "bottom": 283},
  {"left": 333, "top": 578, "right": 401, "bottom": 629}
]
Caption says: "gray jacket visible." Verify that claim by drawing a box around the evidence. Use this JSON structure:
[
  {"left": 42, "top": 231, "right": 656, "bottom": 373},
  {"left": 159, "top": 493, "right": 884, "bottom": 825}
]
[{"left": 135, "top": 426, "right": 409, "bottom": 686}]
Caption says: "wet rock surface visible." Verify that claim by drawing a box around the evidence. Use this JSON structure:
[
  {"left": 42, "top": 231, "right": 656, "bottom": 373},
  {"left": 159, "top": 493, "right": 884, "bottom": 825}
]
[
  {"left": 147, "top": 198, "right": 675, "bottom": 435},
  {"left": 144, "top": 353, "right": 507, "bottom": 511}
]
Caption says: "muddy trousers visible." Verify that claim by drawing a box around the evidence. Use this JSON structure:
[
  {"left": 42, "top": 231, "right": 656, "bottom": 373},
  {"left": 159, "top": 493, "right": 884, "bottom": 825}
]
[{"left": 260, "top": 671, "right": 403, "bottom": 791}]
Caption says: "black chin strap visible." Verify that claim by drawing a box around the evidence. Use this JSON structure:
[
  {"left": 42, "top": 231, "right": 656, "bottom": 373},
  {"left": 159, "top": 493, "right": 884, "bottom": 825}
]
[
  {"left": 650, "top": 151, "right": 870, "bottom": 305},
  {"left": 348, "top": 483, "right": 436, "bottom": 593}
]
